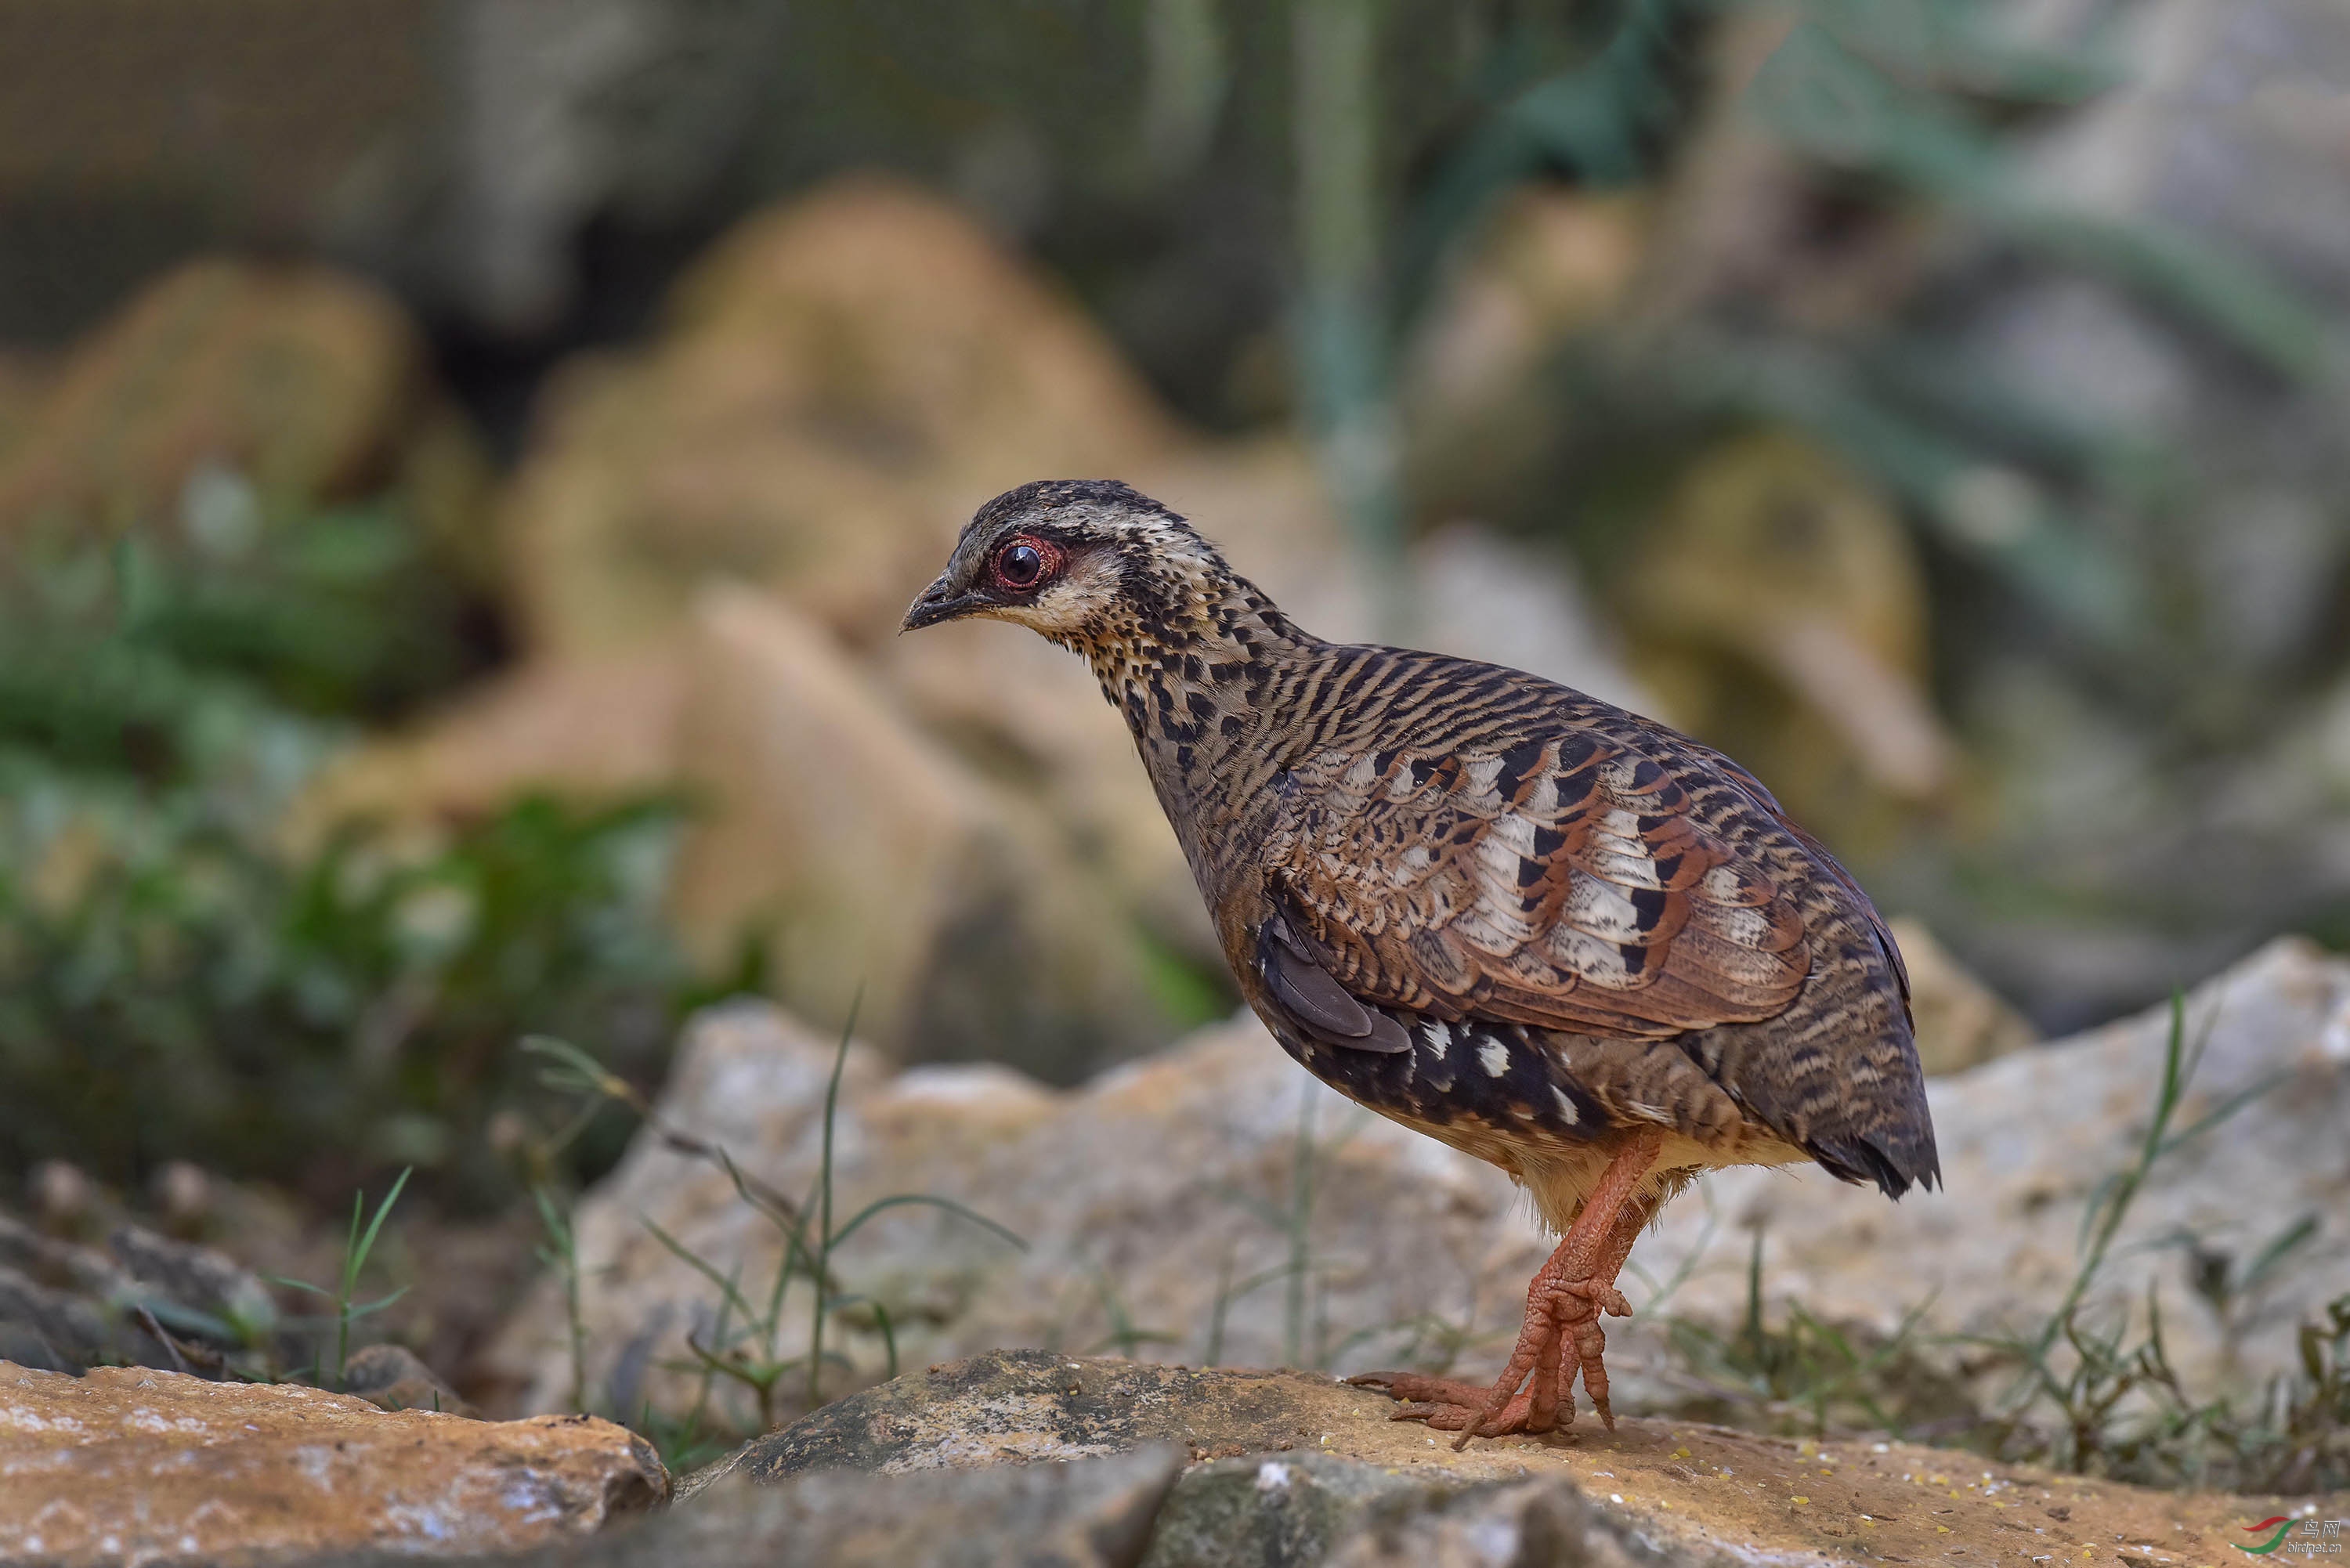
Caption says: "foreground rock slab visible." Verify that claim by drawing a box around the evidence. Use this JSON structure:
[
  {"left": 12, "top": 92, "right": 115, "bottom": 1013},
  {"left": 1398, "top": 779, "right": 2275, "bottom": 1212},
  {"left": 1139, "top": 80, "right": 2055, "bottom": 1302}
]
[
  {"left": 0, "top": 1362, "right": 664, "bottom": 1564},
  {"left": 687, "top": 1351, "right": 2337, "bottom": 1568}
]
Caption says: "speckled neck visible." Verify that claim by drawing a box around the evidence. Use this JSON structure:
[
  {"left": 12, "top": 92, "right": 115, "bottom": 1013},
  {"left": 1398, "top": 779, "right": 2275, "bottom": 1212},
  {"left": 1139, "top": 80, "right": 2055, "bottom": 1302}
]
[{"left": 1071, "top": 555, "right": 1310, "bottom": 766}]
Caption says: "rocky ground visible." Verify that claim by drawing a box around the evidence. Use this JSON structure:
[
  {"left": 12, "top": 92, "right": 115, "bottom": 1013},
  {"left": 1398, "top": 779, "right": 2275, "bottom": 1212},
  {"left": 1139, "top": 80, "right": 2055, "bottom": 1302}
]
[
  {"left": 4, "top": 932, "right": 2343, "bottom": 1565},
  {"left": 482, "top": 936, "right": 2348, "bottom": 1434},
  {"left": 684, "top": 1350, "right": 2343, "bottom": 1568},
  {"left": 5, "top": 1348, "right": 2340, "bottom": 1566}
]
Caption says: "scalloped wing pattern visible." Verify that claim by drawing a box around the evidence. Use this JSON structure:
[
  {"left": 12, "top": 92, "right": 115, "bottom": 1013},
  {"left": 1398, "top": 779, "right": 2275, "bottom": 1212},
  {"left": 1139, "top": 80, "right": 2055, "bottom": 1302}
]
[{"left": 1269, "top": 731, "right": 1810, "bottom": 1039}]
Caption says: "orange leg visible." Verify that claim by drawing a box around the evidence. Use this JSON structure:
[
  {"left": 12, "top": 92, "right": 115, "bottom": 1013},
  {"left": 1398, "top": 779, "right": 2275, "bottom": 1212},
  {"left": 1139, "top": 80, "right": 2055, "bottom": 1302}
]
[{"left": 1350, "top": 1128, "right": 1662, "bottom": 1447}]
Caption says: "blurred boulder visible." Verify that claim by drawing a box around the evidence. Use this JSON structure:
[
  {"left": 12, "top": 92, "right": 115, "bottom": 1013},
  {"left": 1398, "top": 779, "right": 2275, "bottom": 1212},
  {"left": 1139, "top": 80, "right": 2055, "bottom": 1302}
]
[
  {"left": 1885, "top": 916, "right": 2037, "bottom": 1076},
  {"left": 0, "top": 258, "right": 491, "bottom": 569},
  {"left": 667, "top": 583, "right": 1184, "bottom": 1075},
  {"left": 0, "top": 1210, "right": 277, "bottom": 1376},
  {"left": 287, "top": 645, "right": 689, "bottom": 847},
  {"left": 1407, "top": 188, "right": 1648, "bottom": 419},
  {"left": 0, "top": 349, "right": 49, "bottom": 471},
  {"left": 1401, "top": 187, "right": 1650, "bottom": 522},
  {"left": 0, "top": 1363, "right": 663, "bottom": 1563},
  {"left": 1622, "top": 432, "right": 1954, "bottom": 847},
  {"left": 342, "top": 1342, "right": 476, "bottom": 1417},
  {"left": 498, "top": 174, "right": 1183, "bottom": 659},
  {"left": 1410, "top": 522, "right": 1653, "bottom": 717}
]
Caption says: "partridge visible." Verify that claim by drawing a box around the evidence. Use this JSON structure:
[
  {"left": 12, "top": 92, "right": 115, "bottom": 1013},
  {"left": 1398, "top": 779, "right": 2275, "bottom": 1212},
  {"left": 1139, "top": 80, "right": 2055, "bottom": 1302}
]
[{"left": 904, "top": 480, "right": 1939, "bottom": 1444}]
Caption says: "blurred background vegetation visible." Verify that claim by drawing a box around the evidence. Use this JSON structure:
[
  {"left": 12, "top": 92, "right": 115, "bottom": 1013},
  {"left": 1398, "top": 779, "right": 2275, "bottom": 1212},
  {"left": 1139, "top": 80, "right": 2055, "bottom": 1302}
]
[{"left": 2, "top": 0, "right": 2347, "bottom": 1230}]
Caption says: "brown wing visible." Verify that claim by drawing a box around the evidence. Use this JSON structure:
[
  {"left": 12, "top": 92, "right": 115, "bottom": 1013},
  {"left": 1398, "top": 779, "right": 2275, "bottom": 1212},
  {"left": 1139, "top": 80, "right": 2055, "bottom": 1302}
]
[{"left": 1264, "top": 727, "right": 1811, "bottom": 1040}]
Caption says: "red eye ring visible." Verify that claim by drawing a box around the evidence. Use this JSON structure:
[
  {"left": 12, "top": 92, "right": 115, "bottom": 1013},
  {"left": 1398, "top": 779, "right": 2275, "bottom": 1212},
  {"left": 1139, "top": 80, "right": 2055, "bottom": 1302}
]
[{"left": 990, "top": 534, "right": 1061, "bottom": 592}]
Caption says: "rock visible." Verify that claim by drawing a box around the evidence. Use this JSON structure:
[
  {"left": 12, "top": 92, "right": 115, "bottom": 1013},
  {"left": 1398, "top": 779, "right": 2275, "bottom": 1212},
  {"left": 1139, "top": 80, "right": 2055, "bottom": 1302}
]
[
  {"left": 0, "top": 258, "right": 489, "bottom": 564},
  {"left": 484, "top": 999, "right": 1542, "bottom": 1427},
  {"left": 490, "top": 936, "right": 2348, "bottom": 1435},
  {"left": 316, "top": 1448, "right": 1182, "bottom": 1568},
  {"left": 1144, "top": 1454, "right": 1535, "bottom": 1568},
  {"left": 285, "top": 647, "right": 690, "bottom": 849},
  {"left": 1319, "top": 1476, "right": 1672, "bottom": 1568},
  {"left": 342, "top": 1343, "right": 475, "bottom": 1418},
  {"left": 0, "top": 1212, "right": 279, "bottom": 1376},
  {"left": 665, "top": 583, "right": 1184, "bottom": 1073},
  {"left": 688, "top": 1350, "right": 2309, "bottom": 1568},
  {"left": 1627, "top": 935, "right": 2350, "bottom": 1399},
  {"left": 1410, "top": 522, "right": 1652, "bottom": 719},
  {"left": 720, "top": 1352, "right": 1397, "bottom": 1480},
  {"left": 1405, "top": 189, "right": 1647, "bottom": 422},
  {"left": 1401, "top": 187, "right": 1650, "bottom": 529},
  {"left": 669, "top": 1451, "right": 1178, "bottom": 1568},
  {"left": 1885, "top": 917, "right": 2037, "bottom": 1076},
  {"left": 1622, "top": 432, "right": 1954, "bottom": 841},
  {"left": 708, "top": 1352, "right": 1641, "bottom": 1566},
  {"left": 0, "top": 350, "right": 49, "bottom": 471},
  {"left": 0, "top": 1362, "right": 664, "bottom": 1563},
  {"left": 498, "top": 174, "right": 1182, "bottom": 661}
]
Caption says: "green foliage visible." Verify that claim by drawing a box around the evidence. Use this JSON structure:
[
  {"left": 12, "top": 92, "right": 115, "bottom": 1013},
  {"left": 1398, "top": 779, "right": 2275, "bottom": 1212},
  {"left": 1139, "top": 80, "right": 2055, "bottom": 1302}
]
[
  {"left": 1198, "top": 1083, "right": 1380, "bottom": 1371},
  {"left": 269, "top": 1168, "right": 414, "bottom": 1390},
  {"left": 533, "top": 1183, "right": 590, "bottom": 1416},
  {"left": 0, "top": 783, "right": 693, "bottom": 1201},
  {"left": 0, "top": 499, "right": 704, "bottom": 1205},
  {"left": 2, "top": 495, "right": 486, "bottom": 752},
  {"left": 1962, "top": 997, "right": 2348, "bottom": 1492},
  {"left": 1658, "top": 1229, "right": 1972, "bottom": 1440}
]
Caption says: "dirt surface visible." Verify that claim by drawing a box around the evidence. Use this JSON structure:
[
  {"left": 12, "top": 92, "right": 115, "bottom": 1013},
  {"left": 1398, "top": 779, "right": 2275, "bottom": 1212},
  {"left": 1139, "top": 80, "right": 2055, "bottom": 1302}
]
[{"left": 717, "top": 1351, "right": 2350, "bottom": 1566}]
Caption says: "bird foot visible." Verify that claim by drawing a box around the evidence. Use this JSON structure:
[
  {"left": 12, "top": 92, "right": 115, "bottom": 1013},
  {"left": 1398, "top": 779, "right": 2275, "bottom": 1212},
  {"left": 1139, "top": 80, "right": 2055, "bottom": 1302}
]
[
  {"left": 1354, "top": 1128, "right": 1661, "bottom": 1447},
  {"left": 1350, "top": 1276, "right": 1630, "bottom": 1447},
  {"left": 1347, "top": 1371, "right": 1546, "bottom": 1435}
]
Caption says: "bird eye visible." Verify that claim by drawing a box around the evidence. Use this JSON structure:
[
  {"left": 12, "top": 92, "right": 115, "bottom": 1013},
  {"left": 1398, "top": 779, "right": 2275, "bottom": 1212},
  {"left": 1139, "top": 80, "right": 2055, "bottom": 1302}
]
[{"left": 992, "top": 537, "right": 1056, "bottom": 591}]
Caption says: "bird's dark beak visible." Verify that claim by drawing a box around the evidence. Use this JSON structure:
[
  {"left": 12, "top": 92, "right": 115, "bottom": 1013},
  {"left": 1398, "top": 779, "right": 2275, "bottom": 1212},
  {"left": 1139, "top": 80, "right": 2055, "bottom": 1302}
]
[{"left": 901, "top": 574, "right": 982, "bottom": 633}]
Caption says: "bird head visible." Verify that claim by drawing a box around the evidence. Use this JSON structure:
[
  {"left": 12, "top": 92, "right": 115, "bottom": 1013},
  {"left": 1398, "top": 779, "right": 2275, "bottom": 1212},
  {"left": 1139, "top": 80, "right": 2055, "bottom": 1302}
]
[{"left": 902, "top": 479, "right": 1225, "bottom": 646}]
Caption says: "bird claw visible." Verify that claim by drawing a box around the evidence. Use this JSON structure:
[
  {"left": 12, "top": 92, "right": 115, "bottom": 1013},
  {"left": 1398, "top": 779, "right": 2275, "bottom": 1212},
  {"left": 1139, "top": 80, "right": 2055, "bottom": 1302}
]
[
  {"left": 1355, "top": 1131, "right": 1659, "bottom": 1445},
  {"left": 1347, "top": 1371, "right": 1485, "bottom": 1405},
  {"left": 1350, "top": 1273, "right": 1624, "bottom": 1446},
  {"left": 1350, "top": 1371, "right": 1539, "bottom": 1436},
  {"left": 1547, "top": 1280, "right": 1632, "bottom": 1317}
]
